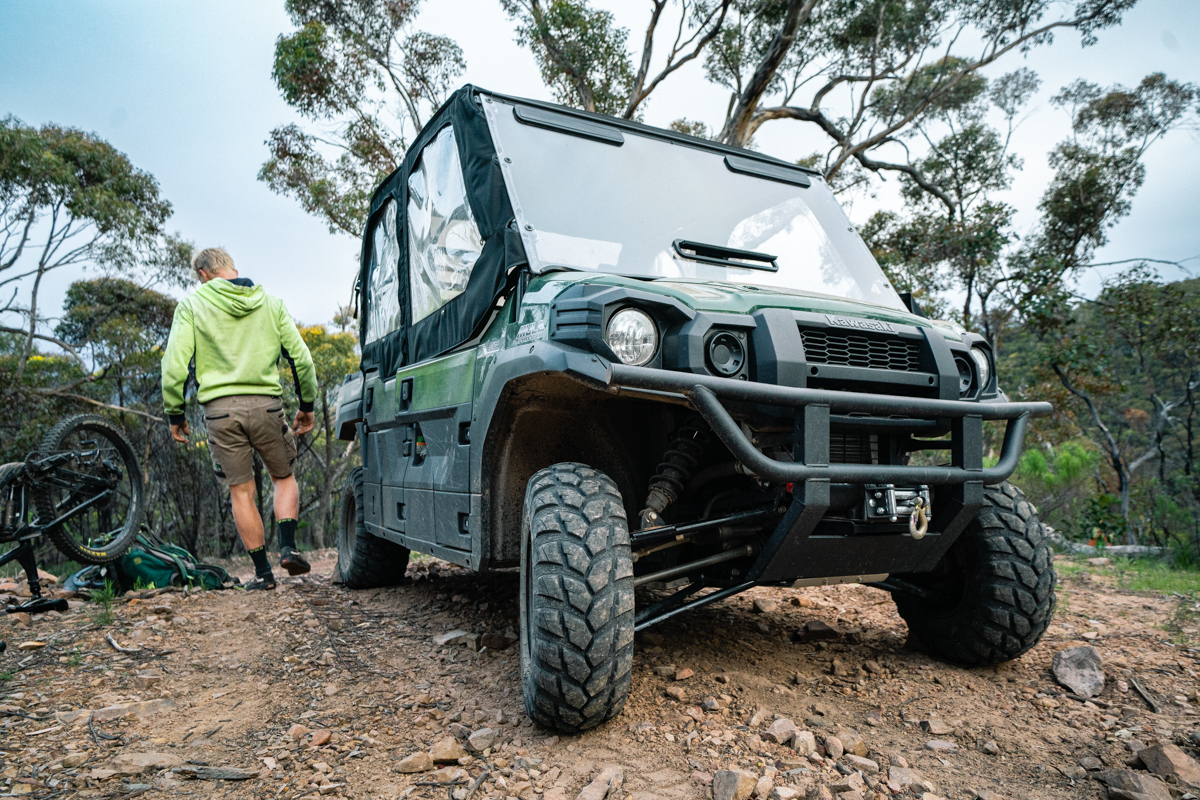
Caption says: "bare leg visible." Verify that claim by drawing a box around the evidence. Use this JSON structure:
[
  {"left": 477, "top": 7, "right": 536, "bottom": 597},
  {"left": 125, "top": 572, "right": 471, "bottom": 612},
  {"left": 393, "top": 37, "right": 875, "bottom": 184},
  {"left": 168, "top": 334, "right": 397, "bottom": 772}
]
[
  {"left": 271, "top": 474, "right": 300, "bottom": 523},
  {"left": 228, "top": 480, "right": 264, "bottom": 550}
]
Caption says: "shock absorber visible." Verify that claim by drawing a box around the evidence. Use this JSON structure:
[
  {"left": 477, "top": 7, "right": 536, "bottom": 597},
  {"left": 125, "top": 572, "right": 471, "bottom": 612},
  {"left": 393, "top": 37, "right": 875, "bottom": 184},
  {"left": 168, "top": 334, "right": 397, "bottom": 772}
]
[{"left": 640, "top": 416, "right": 709, "bottom": 529}]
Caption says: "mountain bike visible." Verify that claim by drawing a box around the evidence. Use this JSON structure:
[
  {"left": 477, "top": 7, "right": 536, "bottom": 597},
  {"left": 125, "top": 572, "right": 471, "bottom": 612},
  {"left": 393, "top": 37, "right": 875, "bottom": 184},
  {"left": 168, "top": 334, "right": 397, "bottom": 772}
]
[{"left": 1, "top": 414, "right": 144, "bottom": 617}]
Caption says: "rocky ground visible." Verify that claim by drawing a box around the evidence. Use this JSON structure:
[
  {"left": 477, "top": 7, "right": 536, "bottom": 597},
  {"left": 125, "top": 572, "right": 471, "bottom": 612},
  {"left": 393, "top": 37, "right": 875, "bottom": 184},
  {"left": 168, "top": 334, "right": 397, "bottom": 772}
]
[{"left": 3, "top": 552, "right": 1200, "bottom": 800}]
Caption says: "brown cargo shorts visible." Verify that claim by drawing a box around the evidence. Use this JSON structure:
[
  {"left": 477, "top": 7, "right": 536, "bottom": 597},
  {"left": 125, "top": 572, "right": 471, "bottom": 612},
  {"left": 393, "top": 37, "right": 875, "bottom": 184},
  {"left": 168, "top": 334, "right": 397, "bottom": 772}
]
[{"left": 203, "top": 395, "right": 297, "bottom": 487}]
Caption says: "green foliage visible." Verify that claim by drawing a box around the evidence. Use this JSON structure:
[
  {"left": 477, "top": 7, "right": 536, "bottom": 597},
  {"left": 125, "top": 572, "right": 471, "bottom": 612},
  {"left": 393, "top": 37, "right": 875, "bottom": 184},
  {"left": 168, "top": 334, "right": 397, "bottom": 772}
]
[
  {"left": 1011, "top": 440, "right": 1102, "bottom": 535},
  {"left": 89, "top": 580, "right": 117, "bottom": 626},
  {"left": 504, "top": 0, "right": 637, "bottom": 115},
  {"left": 0, "top": 116, "right": 171, "bottom": 241},
  {"left": 668, "top": 118, "right": 710, "bottom": 139},
  {"left": 260, "top": 0, "right": 465, "bottom": 235},
  {"left": 272, "top": 21, "right": 368, "bottom": 118},
  {"left": 56, "top": 278, "right": 176, "bottom": 372}
]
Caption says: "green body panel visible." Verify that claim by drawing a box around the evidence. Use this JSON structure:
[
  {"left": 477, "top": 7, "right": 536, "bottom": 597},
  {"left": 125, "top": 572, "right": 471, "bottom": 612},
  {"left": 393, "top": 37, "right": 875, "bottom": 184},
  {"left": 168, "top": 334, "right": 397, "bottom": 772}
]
[
  {"left": 469, "top": 272, "right": 961, "bottom": 404},
  {"left": 398, "top": 349, "right": 477, "bottom": 410}
]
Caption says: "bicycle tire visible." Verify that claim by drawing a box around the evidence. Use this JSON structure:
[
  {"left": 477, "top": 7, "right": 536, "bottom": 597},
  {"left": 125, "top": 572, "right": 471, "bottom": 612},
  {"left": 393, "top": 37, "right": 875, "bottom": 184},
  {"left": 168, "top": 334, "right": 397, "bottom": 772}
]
[
  {"left": 33, "top": 415, "right": 144, "bottom": 564},
  {"left": 0, "top": 462, "right": 25, "bottom": 542}
]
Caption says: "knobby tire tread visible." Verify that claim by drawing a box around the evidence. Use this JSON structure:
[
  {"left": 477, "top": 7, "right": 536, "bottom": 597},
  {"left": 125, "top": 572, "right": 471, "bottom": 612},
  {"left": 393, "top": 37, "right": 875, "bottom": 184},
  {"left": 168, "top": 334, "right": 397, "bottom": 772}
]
[
  {"left": 34, "top": 415, "right": 143, "bottom": 565},
  {"left": 896, "top": 482, "right": 1056, "bottom": 665},
  {"left": 337, "top": 467, "right": 409, "bottom": 589},
  {"left": 521, "top": 463, "right": 635, "bottom": 733}
]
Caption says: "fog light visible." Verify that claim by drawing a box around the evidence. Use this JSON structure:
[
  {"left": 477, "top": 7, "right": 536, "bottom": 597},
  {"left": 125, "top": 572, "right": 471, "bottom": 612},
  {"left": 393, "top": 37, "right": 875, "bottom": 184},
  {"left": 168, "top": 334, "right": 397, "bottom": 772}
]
[
  {"left": 954, "top": 355, "right": 974, "bottom": 397},
  {"left": 707, "top": 332, "right": 745, "bottom": 376}
]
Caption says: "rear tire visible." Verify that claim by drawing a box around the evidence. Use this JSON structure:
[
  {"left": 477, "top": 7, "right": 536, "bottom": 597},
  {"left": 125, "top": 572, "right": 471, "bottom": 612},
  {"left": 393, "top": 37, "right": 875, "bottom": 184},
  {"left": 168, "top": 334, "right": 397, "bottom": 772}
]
[
  {"left": 895, "top": 482, "right": 1056, "bottom": 665},
  {"left": 519, "top": 463, "right": 635, "bottom": 733},
  {"left": 336, "top": 467, "right": 410, "bottom": 589}
]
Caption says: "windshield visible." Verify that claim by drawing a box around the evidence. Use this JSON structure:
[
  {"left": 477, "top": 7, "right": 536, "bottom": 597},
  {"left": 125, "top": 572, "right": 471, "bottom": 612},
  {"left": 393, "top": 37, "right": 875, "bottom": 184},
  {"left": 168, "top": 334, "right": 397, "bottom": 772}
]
[{"left": 482, "top": 97, "right": 905, "bottom": 311}]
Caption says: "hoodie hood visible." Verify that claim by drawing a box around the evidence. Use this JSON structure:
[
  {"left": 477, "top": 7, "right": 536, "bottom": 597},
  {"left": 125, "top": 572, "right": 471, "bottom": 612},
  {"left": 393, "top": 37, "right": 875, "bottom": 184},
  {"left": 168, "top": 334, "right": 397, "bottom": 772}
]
[{"left": 194, "top": 278, "right": 266, "bottom": 318}]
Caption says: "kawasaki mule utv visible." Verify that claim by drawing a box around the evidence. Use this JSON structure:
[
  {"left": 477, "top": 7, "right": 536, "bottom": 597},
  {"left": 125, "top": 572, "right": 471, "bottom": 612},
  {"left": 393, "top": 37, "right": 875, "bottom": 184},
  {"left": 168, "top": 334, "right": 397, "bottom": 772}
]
[{"left": 333, "top": 85, "right": 1056, "bottom": 733}]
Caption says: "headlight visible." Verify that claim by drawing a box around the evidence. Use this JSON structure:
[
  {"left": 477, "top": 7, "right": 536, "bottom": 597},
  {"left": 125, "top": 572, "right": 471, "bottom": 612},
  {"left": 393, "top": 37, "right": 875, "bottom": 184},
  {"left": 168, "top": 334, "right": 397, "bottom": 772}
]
[
  {"left": 606, "top": 308, "right": 658, "bottom": 366},
  {"left": 970, "top": 347, "right": 992, "bottom": 392}
]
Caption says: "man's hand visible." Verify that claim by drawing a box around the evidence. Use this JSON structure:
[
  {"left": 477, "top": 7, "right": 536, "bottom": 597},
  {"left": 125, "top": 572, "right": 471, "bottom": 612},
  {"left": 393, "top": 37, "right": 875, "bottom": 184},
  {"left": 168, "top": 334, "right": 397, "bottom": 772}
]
[
  {"left": 293, "top": 410, "right": 315, "bottom": 436},
  {"left": 170, "top": 421, "right": 190, "bottom": 443}
]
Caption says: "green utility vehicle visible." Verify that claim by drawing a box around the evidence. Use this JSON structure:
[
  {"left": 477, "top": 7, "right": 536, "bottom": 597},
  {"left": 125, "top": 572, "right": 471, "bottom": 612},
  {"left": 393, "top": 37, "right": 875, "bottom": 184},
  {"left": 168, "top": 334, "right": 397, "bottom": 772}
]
[{"left": 333, "top": 86, "right": 1056, "bottom": 733}]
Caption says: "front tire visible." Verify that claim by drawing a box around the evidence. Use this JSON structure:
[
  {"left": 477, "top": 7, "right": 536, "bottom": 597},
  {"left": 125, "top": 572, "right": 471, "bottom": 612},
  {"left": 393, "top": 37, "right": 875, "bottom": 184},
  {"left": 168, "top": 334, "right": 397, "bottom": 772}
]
[
  {"left": 336, "top": 467, "right": 410, "bottom": 589},
  {"left": 35, "top": 415, "right": 143, "bottom": 564},
  {"left": 519, "top": 463, "right": 635, "bottom": 733},
  {"left": 895, "top": 482, "right": 1056, "bottom": 665}
]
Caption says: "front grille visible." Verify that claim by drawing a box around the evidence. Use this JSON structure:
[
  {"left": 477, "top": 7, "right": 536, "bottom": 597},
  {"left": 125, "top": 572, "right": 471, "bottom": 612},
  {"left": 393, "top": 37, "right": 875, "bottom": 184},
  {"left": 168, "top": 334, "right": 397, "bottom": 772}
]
[
  {"left": 829, "top": 432, "right": 878, "bottom": 464},
  {"left": 801, "top": 328, "right": 921, "bottom": 372}
]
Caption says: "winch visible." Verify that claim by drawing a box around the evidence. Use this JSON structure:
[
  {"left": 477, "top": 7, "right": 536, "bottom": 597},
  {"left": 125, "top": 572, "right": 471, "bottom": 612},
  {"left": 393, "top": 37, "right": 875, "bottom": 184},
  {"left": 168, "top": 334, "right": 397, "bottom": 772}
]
[{"left": 863, "top": 484, "right": 932, "bottom": 524}]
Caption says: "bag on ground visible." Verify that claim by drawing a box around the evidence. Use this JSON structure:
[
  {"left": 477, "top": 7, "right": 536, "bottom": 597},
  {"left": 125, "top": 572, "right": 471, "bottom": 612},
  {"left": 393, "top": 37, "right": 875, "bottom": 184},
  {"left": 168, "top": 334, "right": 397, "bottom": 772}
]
[{"left": 115, "top": 532, "right": 237, "bottom": 591}]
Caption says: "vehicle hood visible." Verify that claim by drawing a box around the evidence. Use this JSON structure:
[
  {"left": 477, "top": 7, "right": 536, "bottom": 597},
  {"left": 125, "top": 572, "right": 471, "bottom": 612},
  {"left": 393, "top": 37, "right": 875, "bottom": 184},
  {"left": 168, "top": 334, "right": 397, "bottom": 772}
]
[
  {"left": 534, "top": 273, "right": 963, "bottom": 340},
  {"left": 193, "top": 278, "right": 266, "bottom": 318}
]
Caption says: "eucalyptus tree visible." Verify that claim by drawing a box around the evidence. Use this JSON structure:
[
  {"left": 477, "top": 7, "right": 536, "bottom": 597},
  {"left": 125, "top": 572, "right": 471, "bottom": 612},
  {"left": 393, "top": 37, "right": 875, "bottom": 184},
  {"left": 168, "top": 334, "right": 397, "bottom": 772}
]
[
  {"left": 0, "top": 116, "right": 187, "bottom": 392},
  {"left": 261, "top": 0, "right": 468, "bottom": 236}
]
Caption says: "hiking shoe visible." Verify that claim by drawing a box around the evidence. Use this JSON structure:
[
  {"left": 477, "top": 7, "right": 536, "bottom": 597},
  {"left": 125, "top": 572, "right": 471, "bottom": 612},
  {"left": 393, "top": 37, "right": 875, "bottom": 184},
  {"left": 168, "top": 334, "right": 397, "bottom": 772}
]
[
  {"left": 280, "top": 547, "right": 311, "bottom": 576},
  {"left": 245, "top": 574, "right": 277, "bottom": 591}
]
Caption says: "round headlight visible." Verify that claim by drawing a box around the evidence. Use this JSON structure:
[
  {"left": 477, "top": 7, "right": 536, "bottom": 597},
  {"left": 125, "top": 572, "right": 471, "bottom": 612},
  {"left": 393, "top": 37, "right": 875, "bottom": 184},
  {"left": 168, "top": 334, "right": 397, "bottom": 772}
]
[
  {"left": 606, "top": 308, "right": 658, "bottom": 366},
  {"left": 970, "top": 347, "right": 992, "bottom": 392}
]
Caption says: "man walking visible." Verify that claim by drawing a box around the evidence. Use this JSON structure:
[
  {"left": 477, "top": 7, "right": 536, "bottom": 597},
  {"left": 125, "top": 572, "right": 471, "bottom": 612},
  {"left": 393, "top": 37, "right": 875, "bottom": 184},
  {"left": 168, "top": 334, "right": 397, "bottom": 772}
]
[{"left": 162, "top": 247, "right": 318, "bottom": 589}]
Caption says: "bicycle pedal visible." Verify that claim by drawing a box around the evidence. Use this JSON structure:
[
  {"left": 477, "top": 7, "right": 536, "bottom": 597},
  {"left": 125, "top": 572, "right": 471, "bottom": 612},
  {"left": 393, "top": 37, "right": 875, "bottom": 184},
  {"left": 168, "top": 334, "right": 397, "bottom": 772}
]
[{"left": 7, "top": 598, "right": 69, "bottom": 615}]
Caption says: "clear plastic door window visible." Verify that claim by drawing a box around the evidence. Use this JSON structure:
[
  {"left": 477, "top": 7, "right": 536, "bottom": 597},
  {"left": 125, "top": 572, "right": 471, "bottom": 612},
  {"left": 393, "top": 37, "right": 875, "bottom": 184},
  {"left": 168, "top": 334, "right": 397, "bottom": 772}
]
[
  {"left": 365, "top": 198, "right": 401, "bottom": 344},
  {"left": 407, "top": 126, "right": 484, "bottom": 324}
]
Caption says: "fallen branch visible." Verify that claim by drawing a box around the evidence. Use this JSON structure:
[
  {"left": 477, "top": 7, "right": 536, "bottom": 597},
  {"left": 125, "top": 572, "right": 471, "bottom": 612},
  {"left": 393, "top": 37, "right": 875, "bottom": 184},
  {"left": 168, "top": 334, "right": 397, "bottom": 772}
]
[
  {"left": 0, "top": 709, "right": 45, "bottom": 721},
  {"left": 88, "top": 712, "right": 119, "bottom": 744},
  {"left": 42, "top": 392, "right": 164, "bottom": 423},
  {"left": 127, "top": 586, "right": 184, "bottom": 601},
  {"left": 464, "top": 769, "right": 490, "bottom": 800},
  {"left": 105, "top": 633, "right": 141, "bottom": 654},
  {"left": 1045, "top": 528, "right": 1165, "bottom": 557},
  {"left": 1047, "top": 690, "right": 1112, "bottom": 709},
  {"left": 1130, "top": 675, "right": 1161, "bottom": 714},
  {"left": 171, "top": 765, "right": 257, "bottom": 780}
]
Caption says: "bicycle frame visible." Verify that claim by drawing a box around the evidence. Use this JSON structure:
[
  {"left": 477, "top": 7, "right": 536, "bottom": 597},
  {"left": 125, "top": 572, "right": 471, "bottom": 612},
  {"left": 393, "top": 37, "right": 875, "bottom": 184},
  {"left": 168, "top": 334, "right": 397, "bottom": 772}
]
[{"left": 1, "top": 450, "right": 120, "bottom": 612}]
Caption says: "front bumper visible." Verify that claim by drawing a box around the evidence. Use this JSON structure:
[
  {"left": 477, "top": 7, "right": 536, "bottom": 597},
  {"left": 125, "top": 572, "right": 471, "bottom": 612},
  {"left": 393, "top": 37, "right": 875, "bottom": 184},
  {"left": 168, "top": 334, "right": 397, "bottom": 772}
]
[
  {"left": 604, "top": 362, "right": 1052, "bottom": 485},
  {"left": 592, "top": 361, "right": 1053, "bottom": 584}
]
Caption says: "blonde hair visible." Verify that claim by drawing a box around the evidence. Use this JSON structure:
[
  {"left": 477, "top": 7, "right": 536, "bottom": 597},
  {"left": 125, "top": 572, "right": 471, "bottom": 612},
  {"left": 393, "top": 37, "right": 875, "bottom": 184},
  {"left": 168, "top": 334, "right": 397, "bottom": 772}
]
[{"left": 192, "top": 247, "right": 236, "bottom": 279}]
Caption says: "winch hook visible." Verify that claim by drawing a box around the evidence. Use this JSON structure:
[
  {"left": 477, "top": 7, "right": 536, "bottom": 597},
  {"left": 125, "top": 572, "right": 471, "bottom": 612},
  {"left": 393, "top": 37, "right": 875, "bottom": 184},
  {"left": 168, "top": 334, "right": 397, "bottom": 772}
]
[{"left": 908, "top": 496, "right": 929, "bottom": 539}]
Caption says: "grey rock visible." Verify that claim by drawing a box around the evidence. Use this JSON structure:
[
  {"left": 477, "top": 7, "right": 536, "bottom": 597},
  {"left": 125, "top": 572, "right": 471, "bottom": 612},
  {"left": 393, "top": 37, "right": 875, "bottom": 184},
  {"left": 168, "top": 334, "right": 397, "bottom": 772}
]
[
  {"left": 468, "top": 727, "right": 497, "bottom": 752},
  {"left": 577, "top": 765, "right": 623, "bottom": 800},
  {"left": 712, "top": 769, "right": 757, "bottom": 800},
  {"left": 763, "top": 718, "right": 798, "bottom": 745},
  {"left": 844, "top": 755, "right": 879, "bottom": 774},
  {"left": 1096, "top": 769, "right": 1172, "bottom": 800},
  {"left": 1139, "top": 743, "right": 1200, "bottom": 789},
  {"left": 1052, "top": 646, "right": 1105, "bottom": 698}
]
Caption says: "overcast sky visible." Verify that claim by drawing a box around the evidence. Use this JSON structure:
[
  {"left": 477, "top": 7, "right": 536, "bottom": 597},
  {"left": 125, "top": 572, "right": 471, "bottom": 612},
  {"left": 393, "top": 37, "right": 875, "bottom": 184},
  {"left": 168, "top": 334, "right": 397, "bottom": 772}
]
[{"left": 2, "top": 0, "right": 1198, "bottom": 329}]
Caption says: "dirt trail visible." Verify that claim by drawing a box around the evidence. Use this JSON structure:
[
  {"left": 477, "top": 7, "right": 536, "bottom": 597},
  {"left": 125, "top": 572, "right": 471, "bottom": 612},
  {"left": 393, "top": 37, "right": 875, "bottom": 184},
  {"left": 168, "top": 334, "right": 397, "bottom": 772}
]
[{"left": 3, "top": 553, "right": 1200, "bottom": 800}]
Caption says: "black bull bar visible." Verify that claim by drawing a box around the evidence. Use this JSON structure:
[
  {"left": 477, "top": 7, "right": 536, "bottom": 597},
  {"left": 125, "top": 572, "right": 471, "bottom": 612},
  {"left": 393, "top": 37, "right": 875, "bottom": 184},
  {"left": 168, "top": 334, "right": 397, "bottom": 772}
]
[{"left": 601, "top": 363, "right": 1053, "bottom": 585}]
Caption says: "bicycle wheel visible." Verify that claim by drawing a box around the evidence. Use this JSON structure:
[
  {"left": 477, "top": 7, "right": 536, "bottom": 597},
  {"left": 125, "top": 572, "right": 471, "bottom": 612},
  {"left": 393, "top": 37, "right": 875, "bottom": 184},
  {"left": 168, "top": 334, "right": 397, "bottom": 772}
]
[
  {"left": 0, "top": 462, "right": 25, "bottom": 543},
  {"left": 33, "top": 415, "right": 144, "bottom": 564}
]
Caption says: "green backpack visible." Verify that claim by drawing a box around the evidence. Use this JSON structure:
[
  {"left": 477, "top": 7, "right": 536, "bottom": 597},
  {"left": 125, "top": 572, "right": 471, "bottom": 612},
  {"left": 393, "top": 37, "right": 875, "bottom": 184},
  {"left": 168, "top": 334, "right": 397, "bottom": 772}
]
[{"left": 116, "top": 532, "right": 236, "bottom": 591}]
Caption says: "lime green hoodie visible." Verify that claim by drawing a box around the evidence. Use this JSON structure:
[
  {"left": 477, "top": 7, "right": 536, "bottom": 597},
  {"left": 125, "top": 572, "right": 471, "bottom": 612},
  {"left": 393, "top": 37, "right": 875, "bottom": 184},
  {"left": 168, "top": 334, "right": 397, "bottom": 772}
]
[{"left": 161, "top": 278, "right": 318, "bottom": 424}]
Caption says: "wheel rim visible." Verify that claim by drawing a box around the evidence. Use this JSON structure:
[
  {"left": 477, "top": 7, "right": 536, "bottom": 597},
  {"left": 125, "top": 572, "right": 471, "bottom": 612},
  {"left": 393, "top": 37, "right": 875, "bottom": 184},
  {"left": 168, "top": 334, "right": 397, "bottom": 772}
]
[{"left": 41, "top": 424, "right": 139, "bottom": 555}]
